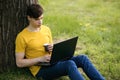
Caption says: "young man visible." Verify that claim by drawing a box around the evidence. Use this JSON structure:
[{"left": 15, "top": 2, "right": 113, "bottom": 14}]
[{"left": 15, "top": 4, "right": 105, "bottom": 80}]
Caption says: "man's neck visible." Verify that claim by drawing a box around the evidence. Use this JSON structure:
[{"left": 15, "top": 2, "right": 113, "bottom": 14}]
[{"left": 27, "top": 25, "right": 40, "bottom": 32}]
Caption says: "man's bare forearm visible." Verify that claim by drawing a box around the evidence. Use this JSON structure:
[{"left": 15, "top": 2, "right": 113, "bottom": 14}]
[{"left": 16, "top": 57, "right": 40, "bottom": 67}]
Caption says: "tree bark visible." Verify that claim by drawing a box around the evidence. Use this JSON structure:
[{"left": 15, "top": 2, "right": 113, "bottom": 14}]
[{"left": 0, "top": 0, "right": 38, "bottom": 72}]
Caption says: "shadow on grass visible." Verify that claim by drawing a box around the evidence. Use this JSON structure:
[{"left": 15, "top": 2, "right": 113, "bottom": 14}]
[{"left": 0, "top": 67, "right": 70, "bottom": 80}]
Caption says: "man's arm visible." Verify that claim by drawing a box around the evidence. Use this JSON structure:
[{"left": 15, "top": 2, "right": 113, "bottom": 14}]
[{"left": 15, "top": 52, "right": 51, "bottom": 68}]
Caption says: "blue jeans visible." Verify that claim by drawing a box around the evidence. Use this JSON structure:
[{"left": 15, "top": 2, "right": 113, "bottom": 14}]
[{"left": 36, "top": 55, "right": 105, "bottom": 80}]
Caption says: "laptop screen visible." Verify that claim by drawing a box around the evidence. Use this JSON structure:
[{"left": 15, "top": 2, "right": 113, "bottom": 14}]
[{"left": 50, "top": 36, "right": 78, "bottom": 64}]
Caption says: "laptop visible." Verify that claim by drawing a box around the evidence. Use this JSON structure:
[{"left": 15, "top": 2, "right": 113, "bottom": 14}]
[{"left": 38, "top": 36, "right": 78, "bottom": 66}]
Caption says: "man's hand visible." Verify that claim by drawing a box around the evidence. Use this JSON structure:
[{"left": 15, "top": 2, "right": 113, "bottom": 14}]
[
  {"left": 47, "top": 44, "right": 53, "bottom": 52},
  {"left": 39, "top": 54, "right": 51, "bottom": 62},
  {"left": 44, "top": 44, "right": 53, "bottom": 54}
]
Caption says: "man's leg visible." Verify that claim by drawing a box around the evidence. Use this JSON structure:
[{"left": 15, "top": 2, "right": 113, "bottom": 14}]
[
  {"left": 71, "top": 55, "right": 105, "bottom": 80},
  {"left": 36, "top": 60, "right": 84, "bottom": 80}
]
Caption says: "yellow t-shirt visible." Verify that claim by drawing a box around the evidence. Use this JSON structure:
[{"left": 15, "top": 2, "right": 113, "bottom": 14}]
[{"left": 15, "top": 25, "right": 53, "bottom": 76}]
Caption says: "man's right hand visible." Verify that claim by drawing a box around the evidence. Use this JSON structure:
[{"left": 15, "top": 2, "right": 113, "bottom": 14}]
[{"left": 39, "top": 54, "right": 51, "bottom": 62}]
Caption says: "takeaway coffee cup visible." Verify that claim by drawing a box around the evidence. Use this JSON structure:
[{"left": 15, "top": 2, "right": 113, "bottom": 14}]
[{"left": 43, "top": 43, "right": 49, "bottom": 52}]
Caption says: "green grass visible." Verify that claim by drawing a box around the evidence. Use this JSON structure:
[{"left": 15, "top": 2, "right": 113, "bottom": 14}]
[
  {"left": 1, "top": 0, "right": 120, "bottom": 80},
  {"left": 41, "top": 1, "right": 120, "bottom": 79}
]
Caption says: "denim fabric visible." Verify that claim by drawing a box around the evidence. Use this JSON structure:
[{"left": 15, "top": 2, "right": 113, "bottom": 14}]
[{"left": 36, "top": 55, "right": 105, "bottom": 80}]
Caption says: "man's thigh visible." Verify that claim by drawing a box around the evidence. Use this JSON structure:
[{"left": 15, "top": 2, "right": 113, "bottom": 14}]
[{"left": 36, "top": 61, "right": 69, "bottom": 80}]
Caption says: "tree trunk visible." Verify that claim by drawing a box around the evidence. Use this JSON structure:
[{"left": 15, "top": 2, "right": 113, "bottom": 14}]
[{"left": 0, "top": 0, "right": 38, "bottom": 72}]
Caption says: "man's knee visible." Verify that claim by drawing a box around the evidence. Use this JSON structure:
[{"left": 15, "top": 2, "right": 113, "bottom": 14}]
[
  {"left": 77, "top": 55, "right": 89, "bottom": 61},
  {"left": 66, "top": 60, "right": 76, "bottom": 66},
  {"left": 64, "top": 60, "right": 78, "bottom": 71}
]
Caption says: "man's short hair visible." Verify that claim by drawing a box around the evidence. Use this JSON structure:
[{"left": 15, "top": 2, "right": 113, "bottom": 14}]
[{"left": 27, "top": 4, "right": 43, "bottom": 18}]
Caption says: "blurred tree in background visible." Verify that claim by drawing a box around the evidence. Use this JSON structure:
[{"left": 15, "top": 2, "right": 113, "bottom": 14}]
[{"left": 0, "top": 0, "right": 38, "bottom": 72}]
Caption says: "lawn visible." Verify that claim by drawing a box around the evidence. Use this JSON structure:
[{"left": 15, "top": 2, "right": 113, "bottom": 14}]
[
  {"left": 0, "top": 0, "right": 120, "bottom": 80},
  {"left": 41, "top": 0, "right": 120, "bottom": 79}
]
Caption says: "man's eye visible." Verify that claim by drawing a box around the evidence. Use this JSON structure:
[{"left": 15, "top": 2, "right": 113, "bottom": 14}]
[
  {"left": 35, "top": 18, "right": 39, "bottom": 20},
  {"left": 34, "top": 17, "right": 43, "bottom": 20},
  {"left": 41, "top": 17, "right": 43, "bottom": 19}
]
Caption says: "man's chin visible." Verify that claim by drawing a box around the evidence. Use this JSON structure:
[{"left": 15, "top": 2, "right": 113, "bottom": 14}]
[{"left": 37, "top": 25, "right": 41, "bottom": 27}]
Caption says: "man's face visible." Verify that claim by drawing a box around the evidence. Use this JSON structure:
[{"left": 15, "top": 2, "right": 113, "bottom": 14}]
[{"left": 28, "top": 14, "right": 43, "bottom": 28}]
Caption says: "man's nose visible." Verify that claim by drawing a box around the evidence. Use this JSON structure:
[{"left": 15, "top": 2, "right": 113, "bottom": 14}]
[{"left": 38, "top": 20, "right": 42, "bottom": 24}]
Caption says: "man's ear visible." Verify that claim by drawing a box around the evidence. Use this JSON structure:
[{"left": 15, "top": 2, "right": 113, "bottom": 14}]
[{"left": 27, "top": 16, "right": 31, "bottom": 21}]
